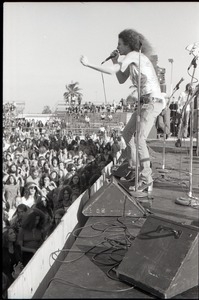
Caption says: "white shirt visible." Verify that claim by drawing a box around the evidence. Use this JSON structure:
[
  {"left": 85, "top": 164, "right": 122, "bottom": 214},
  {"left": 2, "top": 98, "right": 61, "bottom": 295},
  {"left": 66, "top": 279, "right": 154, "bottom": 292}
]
[
  {"left": 18, "top": 196, "right": 35, "bottom": 208},
  {"left": 120, "top": 51, "right": 163, "bottom": 99}
]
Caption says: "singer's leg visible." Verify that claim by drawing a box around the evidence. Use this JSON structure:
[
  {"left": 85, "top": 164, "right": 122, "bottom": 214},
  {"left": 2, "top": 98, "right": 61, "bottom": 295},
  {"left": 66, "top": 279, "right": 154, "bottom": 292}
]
[
  {"left": 138, "top": 101, "right": 164, "bottom": 184},
  {"left": 122, "top": 111, "right": 137, "bottom": 169}
]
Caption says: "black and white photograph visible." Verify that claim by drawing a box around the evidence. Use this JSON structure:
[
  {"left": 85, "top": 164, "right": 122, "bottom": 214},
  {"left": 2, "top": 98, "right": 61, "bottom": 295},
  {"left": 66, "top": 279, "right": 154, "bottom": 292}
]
[{"left": 2, "top": 2, "right": 199, "bottom": 299}]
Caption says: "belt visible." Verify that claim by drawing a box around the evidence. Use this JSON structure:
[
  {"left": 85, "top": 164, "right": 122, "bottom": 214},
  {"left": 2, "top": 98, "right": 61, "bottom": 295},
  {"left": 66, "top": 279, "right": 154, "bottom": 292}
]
[{"left": 140, "top": 96, "right": 163, "bottom": 104}]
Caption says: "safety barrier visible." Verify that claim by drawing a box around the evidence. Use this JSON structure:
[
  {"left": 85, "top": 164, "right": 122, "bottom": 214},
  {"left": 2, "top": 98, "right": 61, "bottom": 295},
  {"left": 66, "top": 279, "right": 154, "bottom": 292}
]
[{"left": 7, "top": 161, "right": 113, "bottom": 299}]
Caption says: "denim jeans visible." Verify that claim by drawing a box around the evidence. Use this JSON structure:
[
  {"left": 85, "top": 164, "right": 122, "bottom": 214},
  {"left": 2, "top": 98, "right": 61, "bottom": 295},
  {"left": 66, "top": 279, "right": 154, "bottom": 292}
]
[{"left": 121, "top": 99, "right": 164, "bottom": 184}]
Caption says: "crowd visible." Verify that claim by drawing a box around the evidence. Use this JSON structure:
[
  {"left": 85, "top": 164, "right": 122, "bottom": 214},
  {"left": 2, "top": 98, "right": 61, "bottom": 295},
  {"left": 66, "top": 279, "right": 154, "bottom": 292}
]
[
  {"left": 65, "top": 99, "right": 131, "bottom": 115},
  {"left": 2, "top": 122, "right": 125, "bottom": 296}
]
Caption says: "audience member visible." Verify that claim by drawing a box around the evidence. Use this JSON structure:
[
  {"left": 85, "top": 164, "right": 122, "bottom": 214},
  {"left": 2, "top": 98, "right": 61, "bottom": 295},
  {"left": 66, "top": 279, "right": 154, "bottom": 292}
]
[
  {"left": 2, "top": 227, "right": 24, "bottom": 288},
  {"left": 55, "top": 185, "right": 73, "bottom": 212},
  {"left": 17, "top": 182, "right": 41, "bottom": 208},
  {"left": 10, "top": 204, "right": 29, "bottom": 233},
  {"left": 3, "top": 174, "right": 21, "bottom": 212},
  {"left": 17, "top": 207, "right": 46, "bottom": 266}
]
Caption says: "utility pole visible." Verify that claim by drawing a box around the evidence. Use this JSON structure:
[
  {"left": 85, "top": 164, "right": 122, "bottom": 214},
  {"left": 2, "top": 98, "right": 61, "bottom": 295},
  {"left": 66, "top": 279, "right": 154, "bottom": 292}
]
[{"left": 168, "top": 58, "right": 174, "bottom": 95}]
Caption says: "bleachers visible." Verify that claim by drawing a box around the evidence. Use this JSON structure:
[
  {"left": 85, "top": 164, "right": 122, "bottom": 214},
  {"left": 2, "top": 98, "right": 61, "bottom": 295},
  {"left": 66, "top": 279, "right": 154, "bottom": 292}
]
[{"left": 62, "top": 112, "right": 127, "bottom": 126}]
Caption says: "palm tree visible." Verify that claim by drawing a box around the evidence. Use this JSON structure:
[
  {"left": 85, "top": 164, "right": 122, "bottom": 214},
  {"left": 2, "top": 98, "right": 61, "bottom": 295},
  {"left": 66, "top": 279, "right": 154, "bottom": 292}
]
[
  {"left": 63, "top": 82, "right": 82, "bottom": 106},
  {"left": 42, "top": 105, "right": 52, "bottom": 114}
]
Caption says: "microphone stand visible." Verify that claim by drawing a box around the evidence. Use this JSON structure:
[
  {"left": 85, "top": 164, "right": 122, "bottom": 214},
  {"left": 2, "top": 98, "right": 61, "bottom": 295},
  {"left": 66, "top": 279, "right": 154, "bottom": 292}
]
[
  {"left": 101, "top": 59, "right": 110, "bottom": 107},
  {"left": 175, "top": 56, "right": 199, "bottom": 206},
  {"left": 157, "top": 85, "right": 181, "bottom": 177},
  {"left": 130, "top": 42, "right": 148, "bottom": 198},
  {"left": 101, "top": 73, "right": 107, "bottom": 106}
]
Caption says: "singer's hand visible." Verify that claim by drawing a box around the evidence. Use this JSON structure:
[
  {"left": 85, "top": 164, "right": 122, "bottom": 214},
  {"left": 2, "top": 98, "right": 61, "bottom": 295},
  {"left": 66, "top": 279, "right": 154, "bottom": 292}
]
[
  {"left": 111, "top": 50, "right": 119, "bottom": 62},
  {"left": 80, "top": 55, "right": 89, "bottom": 67}
]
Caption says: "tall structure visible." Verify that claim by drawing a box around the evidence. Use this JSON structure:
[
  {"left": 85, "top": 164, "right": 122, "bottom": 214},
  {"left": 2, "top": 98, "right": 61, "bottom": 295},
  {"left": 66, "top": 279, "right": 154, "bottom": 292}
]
[
  {"left": 168, "top": 58, "right": 174, "bottom": 95},
  {"left": 150, "top": 54, "right": 166, "bottom": 93}
]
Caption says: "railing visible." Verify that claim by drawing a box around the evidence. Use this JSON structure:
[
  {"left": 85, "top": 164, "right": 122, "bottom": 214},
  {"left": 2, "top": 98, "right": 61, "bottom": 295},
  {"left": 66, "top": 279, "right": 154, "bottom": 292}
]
[
  {"left": 7, "top": 162, "right": 113, "bottom": 299},
  {"left": 3, "top": 124, "right": 122, "bottom": 137}
]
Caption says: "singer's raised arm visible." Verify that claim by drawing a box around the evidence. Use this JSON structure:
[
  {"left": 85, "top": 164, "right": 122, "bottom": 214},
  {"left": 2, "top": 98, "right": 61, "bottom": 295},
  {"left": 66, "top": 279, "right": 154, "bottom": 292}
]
[{"left": 80, "top": 55, "right": 122, "bottom": 75}]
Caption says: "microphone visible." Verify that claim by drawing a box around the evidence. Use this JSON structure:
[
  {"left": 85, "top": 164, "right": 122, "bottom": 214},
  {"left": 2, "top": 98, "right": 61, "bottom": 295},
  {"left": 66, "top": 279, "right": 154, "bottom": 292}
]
[
  {"left": 185, "top": 42, "right": 199, "bottom": 56},
  {"left": 188, "top": 56, "right": 198, "bottom": 70},
  {"left": 101, "top": 50, "right": 118, "bottom": 65},
  {"left": 174, "top": 77, "right": 184, "bottom": 90}
]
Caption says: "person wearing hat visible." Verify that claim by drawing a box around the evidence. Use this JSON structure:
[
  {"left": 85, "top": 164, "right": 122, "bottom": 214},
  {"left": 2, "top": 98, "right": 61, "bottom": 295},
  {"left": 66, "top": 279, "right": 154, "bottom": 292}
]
[{"left": 17, "top": 182, "right": 41, "bottom": 208}]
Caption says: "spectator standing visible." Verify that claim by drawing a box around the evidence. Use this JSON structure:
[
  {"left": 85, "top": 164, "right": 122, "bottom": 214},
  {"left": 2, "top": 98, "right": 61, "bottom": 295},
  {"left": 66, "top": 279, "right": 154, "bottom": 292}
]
[
  {"left": 111, "top": 138, "right": 121, "bottom": 165},
  {"left": 55, "top": 185, "right": 73, "bottom": 212},
  {"left": 3, "top": 174, "right": 21, "bottom": 213},
  {"left": 2, "top": 227, "right": 24, "bottom": 288},
  {"left": 17, "top": 207, "right": 46, "bottom": 266},
  {"left": 175, "top": 83, "right": 193, "bottom": 147},
  {"left": 26, "top": 167, "right": 41, "bottom": 186},
  {"left": 17, "top": 182, "right": 41, "bottom": 208},
  {"left": 10, "top": 204, "right": 29, "bottom": 234},
  {"left": 68, "top": 173, "right": 84, "bottom": 197},
  {"left": 156, "top": 93, "right": 171, "bottom": 139}
]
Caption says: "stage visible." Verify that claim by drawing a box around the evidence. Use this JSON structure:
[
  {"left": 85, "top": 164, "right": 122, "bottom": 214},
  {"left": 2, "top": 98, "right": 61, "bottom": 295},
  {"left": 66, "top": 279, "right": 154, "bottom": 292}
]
[{"left": 41, "top": 137, "right": 199, "bottom": 299}]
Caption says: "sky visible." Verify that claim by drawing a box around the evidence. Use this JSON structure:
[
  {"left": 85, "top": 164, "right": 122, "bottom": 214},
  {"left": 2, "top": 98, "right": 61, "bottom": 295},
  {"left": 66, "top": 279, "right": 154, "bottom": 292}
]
[{"left": 3, "top": 1, "right": 199, "bottom": 114}]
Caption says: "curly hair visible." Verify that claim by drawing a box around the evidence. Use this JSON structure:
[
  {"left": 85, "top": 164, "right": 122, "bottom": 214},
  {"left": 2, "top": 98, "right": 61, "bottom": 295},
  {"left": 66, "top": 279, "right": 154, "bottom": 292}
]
[
  {"left": 51, "top": 156, "right": 59, "bottom": 165},
  {"left": 2, "top": 226, "right": 18, "bottom": 248},
  {"left": 118, "top": 29, "right": 153, "bottom": 58},
  {"left": 39, "top": 174, "right": 50, "bottom": 187},
  {"left": 58, "top": 185, "right": 73, "bottom": 201},
  {"left": 5, "top": 174, "right": 17, "bottom": 185},
  {"left": 11, "top": 203, "right": 28, "bottom": 218},
  {"left": 21, "top": 208, "right": 46, "bottom": 230}
]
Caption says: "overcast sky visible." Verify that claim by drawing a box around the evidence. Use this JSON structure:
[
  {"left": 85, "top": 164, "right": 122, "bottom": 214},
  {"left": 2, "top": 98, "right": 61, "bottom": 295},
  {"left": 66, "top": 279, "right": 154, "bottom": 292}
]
[{"left": 3, "top": 1, "right": 199, "bottom": 113}]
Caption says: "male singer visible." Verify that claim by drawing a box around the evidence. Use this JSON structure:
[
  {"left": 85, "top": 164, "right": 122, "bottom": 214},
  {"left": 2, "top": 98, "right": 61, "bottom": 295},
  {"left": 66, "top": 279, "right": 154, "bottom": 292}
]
[{"left": 80, "top": 28, "right": 164, "bottom": 192}]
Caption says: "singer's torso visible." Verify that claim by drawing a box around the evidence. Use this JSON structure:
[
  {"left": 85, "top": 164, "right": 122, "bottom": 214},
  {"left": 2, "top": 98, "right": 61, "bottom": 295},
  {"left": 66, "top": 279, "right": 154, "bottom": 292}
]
[{"left": 121, "top": 51, "right": 163, "bottom": 99}]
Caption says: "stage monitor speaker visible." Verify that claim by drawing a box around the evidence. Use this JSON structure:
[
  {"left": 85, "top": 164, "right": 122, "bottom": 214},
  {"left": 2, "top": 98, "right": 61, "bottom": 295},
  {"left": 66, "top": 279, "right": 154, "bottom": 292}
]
[
  {"left": 112, "top": 161, "right": 132, "bottom": 179},
  {"left": 117, "top": 215, "right": 199, "bottom": 299},
  {"left": 82, "top": 176, "right": 146, "bottom": 217}
]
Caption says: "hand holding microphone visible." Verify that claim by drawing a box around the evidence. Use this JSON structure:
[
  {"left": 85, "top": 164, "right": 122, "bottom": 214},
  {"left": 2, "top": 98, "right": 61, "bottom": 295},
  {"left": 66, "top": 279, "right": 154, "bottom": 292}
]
[{"left": 101, "top": 49, "right": 119, "bottom": 64}]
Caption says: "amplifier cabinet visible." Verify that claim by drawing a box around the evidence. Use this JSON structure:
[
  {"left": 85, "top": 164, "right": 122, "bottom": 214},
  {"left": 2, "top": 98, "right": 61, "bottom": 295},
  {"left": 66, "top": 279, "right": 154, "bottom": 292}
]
[{"left": 117, "top": 215, "right": 199, "bottom": 299}]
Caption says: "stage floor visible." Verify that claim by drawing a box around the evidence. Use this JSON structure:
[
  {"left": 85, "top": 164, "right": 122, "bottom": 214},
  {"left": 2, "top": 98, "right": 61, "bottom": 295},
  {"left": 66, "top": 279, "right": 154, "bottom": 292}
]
[{"left": 42, "top": 139, "right": 199, "bottom": 299}]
